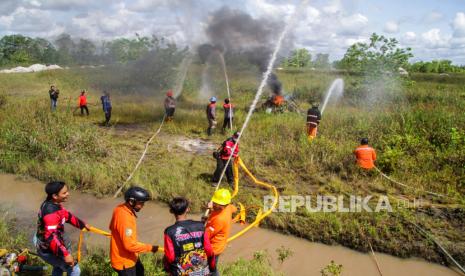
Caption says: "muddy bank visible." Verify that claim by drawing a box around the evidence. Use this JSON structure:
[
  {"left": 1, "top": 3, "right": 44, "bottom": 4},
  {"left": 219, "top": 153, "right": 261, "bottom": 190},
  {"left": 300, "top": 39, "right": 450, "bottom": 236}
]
[{"left": 0, "top": 174, "right": 460, "bottom": 276}]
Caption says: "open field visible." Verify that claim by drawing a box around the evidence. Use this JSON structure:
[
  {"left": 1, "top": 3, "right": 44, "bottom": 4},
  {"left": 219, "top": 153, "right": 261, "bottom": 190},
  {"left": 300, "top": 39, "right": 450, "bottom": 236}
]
[{"left": 0, "top": 66, "right": 464, "bottom": 269}]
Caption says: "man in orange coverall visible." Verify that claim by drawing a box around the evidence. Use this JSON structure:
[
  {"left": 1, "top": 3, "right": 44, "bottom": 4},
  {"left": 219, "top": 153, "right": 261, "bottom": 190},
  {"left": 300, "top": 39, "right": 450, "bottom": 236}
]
[
  {"left": 205, "top": 189, "right": 237, "bottom": 276},
  {"left": 354, "top": 138, "right": 377, "bottom": 170},
  {"left": 109, "top": 186, "right": 159, "bottom": 276}
]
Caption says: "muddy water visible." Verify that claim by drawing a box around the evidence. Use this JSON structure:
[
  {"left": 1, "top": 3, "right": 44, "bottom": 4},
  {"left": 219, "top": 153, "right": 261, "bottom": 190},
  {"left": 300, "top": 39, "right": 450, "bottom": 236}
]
[{"left": 0, "top": 174, "right": 459, "bottom": 276}]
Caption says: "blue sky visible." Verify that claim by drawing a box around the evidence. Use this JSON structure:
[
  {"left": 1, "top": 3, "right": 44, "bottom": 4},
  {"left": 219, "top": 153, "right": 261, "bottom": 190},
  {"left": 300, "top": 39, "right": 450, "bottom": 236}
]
[{"left": 0, "top": 0, "right": 464, "bottom": 64}]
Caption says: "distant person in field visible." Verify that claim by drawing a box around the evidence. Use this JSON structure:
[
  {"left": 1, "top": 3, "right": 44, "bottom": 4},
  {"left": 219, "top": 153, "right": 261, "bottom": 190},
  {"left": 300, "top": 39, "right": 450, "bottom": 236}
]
[
  {"left": 206, "top": 97, "right": 217, "bottom": 136},
  {"left": 222, "top": 98, "right": 234, "bottom": 133},
  {"left": 79, "top": 90, "right": 89, "bottom": 116},
  {"left": 35, "top": 181, "right": 90, "bottom": 276},
  {"left": 306, "top": 103, "right": 321, "bottom": 141},
  {"left": 163, "top": 197, "right": 216, "bottom": 275},
  {"left": 164, "top": 90, "right": 176, "bottom": 122},
  {"left": 354, "top": 138, "right": 377, "bottom": 170},
  {"left": 49, "top": 85, "right": 60, "bottom": 111},
  {"left": 100, "top": 91, "right": 112, "bottom": 126}
]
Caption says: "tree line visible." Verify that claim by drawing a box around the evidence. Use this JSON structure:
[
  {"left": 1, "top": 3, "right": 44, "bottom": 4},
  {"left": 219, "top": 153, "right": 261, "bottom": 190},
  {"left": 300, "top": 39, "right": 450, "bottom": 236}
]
[
  {"left": 281, "top": 33, "right": 465, "bottom": 74},
  {"left": 1, "top": 32, "right": 464, "bottom": 74},
  {"left": 0, "top": 33, "right": 185, "bottom": 67}
]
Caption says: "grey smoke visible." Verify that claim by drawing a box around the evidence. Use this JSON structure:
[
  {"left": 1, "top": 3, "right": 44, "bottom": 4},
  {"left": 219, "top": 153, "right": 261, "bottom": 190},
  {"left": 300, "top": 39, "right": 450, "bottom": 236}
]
[{"left": 199, "top": 7, "right": 290, "bottom": 71}]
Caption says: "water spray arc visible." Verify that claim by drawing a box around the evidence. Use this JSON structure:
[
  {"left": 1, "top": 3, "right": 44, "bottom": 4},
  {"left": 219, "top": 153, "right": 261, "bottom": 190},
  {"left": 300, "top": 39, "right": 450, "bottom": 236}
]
[
  {"left": 321, "top": 78, "right": 344, "bottom": 114},
  {"left": 205, "top": 1, "right": 305, "bottom": 221},
  {"left": 218, "top": 52, "right": 233, "bottom": 131}
]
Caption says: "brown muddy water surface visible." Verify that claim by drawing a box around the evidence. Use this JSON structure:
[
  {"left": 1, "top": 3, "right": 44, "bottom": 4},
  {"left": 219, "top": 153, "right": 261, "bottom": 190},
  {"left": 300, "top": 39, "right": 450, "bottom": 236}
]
[{"left": 0, "top": 174, "right": 460, "bottom": 276}]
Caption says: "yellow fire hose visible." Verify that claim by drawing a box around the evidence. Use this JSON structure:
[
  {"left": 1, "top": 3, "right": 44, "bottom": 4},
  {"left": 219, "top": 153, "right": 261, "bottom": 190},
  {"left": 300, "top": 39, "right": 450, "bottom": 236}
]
[
  {"left": 76, "top": 157, "right": 278, "bottom": 261},
  {"left": 76, "top": 226, "right": 163, "bottom": 262},
  {"left": 227, "top": 156, "right": 279, "bottom": 242}
]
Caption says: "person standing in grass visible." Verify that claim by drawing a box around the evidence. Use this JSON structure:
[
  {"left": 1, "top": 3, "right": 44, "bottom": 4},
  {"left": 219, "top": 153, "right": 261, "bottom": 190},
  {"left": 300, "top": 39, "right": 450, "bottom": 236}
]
[
  {"left": 164, "top": 90, "right": 176, "bottom": 122},
  {"left": 206, "top": 97, "right": 217, "bottom": 136},
  {"left": 212, "top": 132, "right": 240, "bottom": 187},
  {"left": 49, "top": 85, "right": 60, "bottom": 112},
  {"left": 306, "top": 103, "right": 321, "bottom": 141},
  {"left": 35, "top": 181, "right": 90, "bottom": 276},
  {"left": 79, "top": 90, "right": 89, "bottom": 116},
  {"left": 205, "top": 189, "right": 237, "bottom": 276},
  {"left": 163, "top": 197, "right": 216, "bottom": 275},
  {"left": 100, "top": 91, "right": 112, "bottom": 126},
  {"left": 109, "top": 186, "right": 159, "bottom": 276},
  {"left": 222, "top": 98, "right": 234, "bottom": 133},
  {"left": 354, "top": 138, "right": 377, "bottom": 170}
]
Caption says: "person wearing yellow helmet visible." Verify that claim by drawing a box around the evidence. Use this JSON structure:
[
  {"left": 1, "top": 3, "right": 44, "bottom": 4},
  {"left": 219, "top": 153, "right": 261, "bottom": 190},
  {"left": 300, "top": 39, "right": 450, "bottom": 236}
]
[{"left": 205, "top": 189, "right": 237, "bottom": 276}]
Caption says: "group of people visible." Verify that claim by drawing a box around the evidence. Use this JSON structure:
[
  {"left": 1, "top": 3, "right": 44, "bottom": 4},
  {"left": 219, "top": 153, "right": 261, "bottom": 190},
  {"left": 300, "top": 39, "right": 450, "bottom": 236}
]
[
  {"left": 35, "top": 182, "right": 238, "bottom": 276},
  {"left": 205, "top": 97, "right": 235, "bottom": 136},
  {"left": 48, "top": 86, "right": 113, "bottom": 126}
]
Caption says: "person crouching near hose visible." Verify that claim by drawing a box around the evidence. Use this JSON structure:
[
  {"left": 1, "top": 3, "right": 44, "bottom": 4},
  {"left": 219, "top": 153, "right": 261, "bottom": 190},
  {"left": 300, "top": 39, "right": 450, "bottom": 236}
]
[
  {"left": 163, "top": 197, "right": 216, "bottom": 276},
  {"left": 109, "top": 187, "right": 159, "bottom": 276},
  {"left": 212, "top": 131, "right": 240, "bottom": 188},
  {"left": 205, "top": 189, "right": 238, "bottom": 276},
  {"left": 35, "top": 181, "right": 90, "bottom": 276},
  {"left": 354, "top": 138, "right": 377, "bottom": 175}
]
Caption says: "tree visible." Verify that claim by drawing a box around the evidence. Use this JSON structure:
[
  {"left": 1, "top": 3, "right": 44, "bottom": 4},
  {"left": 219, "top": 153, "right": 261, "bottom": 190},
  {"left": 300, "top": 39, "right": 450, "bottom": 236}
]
[
  {"left": 73, "top": 39, "right": 96, "bottom": 65},
  {"left": 283, "top": 48, "right": 312, "bottom": 68},
  {"left": 55, "top": 33, "right": 75, "bottom": 65},
  {"left": 337, "top": 33, "right": 413, "bottom": 74},
  {"left": 106, "top": 35, "right": 153, "bottom": 64},
  {"left": 313, "top": 53, "right": 330, "bottom": 69}
]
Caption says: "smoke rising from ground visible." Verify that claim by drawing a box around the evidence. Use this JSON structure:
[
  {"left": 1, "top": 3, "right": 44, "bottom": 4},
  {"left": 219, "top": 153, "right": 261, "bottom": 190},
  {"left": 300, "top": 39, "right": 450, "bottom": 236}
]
[{"left": 199, "top": 7, "right": 290, "bottom": 71}]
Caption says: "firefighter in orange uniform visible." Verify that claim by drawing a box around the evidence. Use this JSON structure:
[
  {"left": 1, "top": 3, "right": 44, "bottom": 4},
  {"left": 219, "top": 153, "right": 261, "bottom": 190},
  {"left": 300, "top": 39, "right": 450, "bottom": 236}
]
[
  {"left": 354, "top": 138, "right": 377, "bottom": 170},
  {"left": 109, "top": 187, "right": 159, "bottom": 276}
]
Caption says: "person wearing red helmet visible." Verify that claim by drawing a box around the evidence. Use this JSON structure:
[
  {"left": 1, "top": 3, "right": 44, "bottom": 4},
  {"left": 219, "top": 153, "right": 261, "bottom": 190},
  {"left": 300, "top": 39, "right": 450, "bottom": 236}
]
[{"left": 164, "top": 90, "right": 176, "bottom": 122}]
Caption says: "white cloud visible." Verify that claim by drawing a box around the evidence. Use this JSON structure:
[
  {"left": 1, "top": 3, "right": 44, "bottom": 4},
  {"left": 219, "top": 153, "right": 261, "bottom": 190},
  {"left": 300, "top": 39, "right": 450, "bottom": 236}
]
[
  {"left": 452, "top": 12, "right": 465, "bottom": 38},
  {"left": 383, "top": 21, "right": 399, "bottom": 34},
  {"left": 421, "top": 28, "right": 450, "bottom": 49},
  {"left": 338, "top": 13, "right": 368, "bottom": 35},
  {"left": 424, "top": 11, "right": 443, "bottom": 23},
  {"left": 322, "top": 0, "right": 342, "bottom": 15},
  {"left": 402, "top": 31, "right": 416, "bottom": 44}
]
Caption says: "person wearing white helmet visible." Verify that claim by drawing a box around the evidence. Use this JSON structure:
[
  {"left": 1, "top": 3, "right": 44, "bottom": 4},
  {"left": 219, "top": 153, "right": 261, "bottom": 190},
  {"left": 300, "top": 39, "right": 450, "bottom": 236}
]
[{"left": 206, "top": 97, "right": 217, "bottom": 136}]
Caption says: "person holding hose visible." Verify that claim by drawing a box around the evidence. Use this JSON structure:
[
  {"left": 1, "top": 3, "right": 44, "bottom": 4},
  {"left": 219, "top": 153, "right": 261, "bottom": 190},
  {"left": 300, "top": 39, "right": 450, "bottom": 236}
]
[
  {"left": 205, "top": 189, "right": 237, "bottom": 276},
  {"left": 79, "top": 90, "right": 89, "bottom": 116},
  {"left": 164, "top": 90, "right": 176, "bottom": 122},
  {"left": 306, "top": 103, "right": 321, "bottom": 141},
  {"left": 206, "top": 97, "right": 217, "bottom": 136},
  {"left": 35, "top": 181, "right": 90, "bottom": 276},
  {"left": 100, "top": 91, "right": 112, "bottom": 126},
  {"left": 109, "top": 186, "right": 159, "bottom": 276},
  {"left": 354, "top": 138, "right": 377, "bottom": 170},
  {"left": 222, "top": 98, "right": 234, "bottom": 133},
  {"left": 212, "top": 132, "right": 240, "bottom": 187}
]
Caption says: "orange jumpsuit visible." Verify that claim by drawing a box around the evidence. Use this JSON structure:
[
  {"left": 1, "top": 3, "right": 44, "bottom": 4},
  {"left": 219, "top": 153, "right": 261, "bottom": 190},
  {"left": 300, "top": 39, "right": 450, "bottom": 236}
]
[
  {"left": 354, "top": 145, "right": 377, "bottom": 169},
  {"left": 109, "top": 203, "right": 152, "bottom": 270},
  {"left": 205, "top": 204, "right": 237, "bottom": 255}
]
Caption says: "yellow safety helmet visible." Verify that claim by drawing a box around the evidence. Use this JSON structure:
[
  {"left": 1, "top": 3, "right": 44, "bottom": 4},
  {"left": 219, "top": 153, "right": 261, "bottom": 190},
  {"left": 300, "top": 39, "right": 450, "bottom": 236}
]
[{"left": 211, "top": 188, "right": 231, "bottom": 205}]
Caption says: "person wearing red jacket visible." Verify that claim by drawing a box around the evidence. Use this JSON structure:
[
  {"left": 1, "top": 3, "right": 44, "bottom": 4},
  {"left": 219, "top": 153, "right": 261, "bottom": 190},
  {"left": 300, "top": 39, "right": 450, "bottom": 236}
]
[
  {"left": 164, "top": 197, "right": 215, "bottom": 275},
  {"left": 79, "top": 90, "right": 89, "bottom": 116},
  {"left": 212, "top": 132, "right": 240, "bottom": 187},
  {"left": 35, "top": 181, "right": 90, "bottom": 276},
  {"left": 354, "top": 138, "right": 377, "bottom": 170}
]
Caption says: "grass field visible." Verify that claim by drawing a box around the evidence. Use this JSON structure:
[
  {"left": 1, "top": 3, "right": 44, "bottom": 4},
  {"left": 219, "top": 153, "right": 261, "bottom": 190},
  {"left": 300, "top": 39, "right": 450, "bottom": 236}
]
[{"left": 0, "top": 65, "right": 464, "bottom": 268}]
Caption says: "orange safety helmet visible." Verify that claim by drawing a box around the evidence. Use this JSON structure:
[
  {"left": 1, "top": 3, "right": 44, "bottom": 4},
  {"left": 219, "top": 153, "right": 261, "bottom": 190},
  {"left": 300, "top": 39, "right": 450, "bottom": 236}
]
[{"left": 166, "top": 90, "right": 173, "bottom": 97}]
